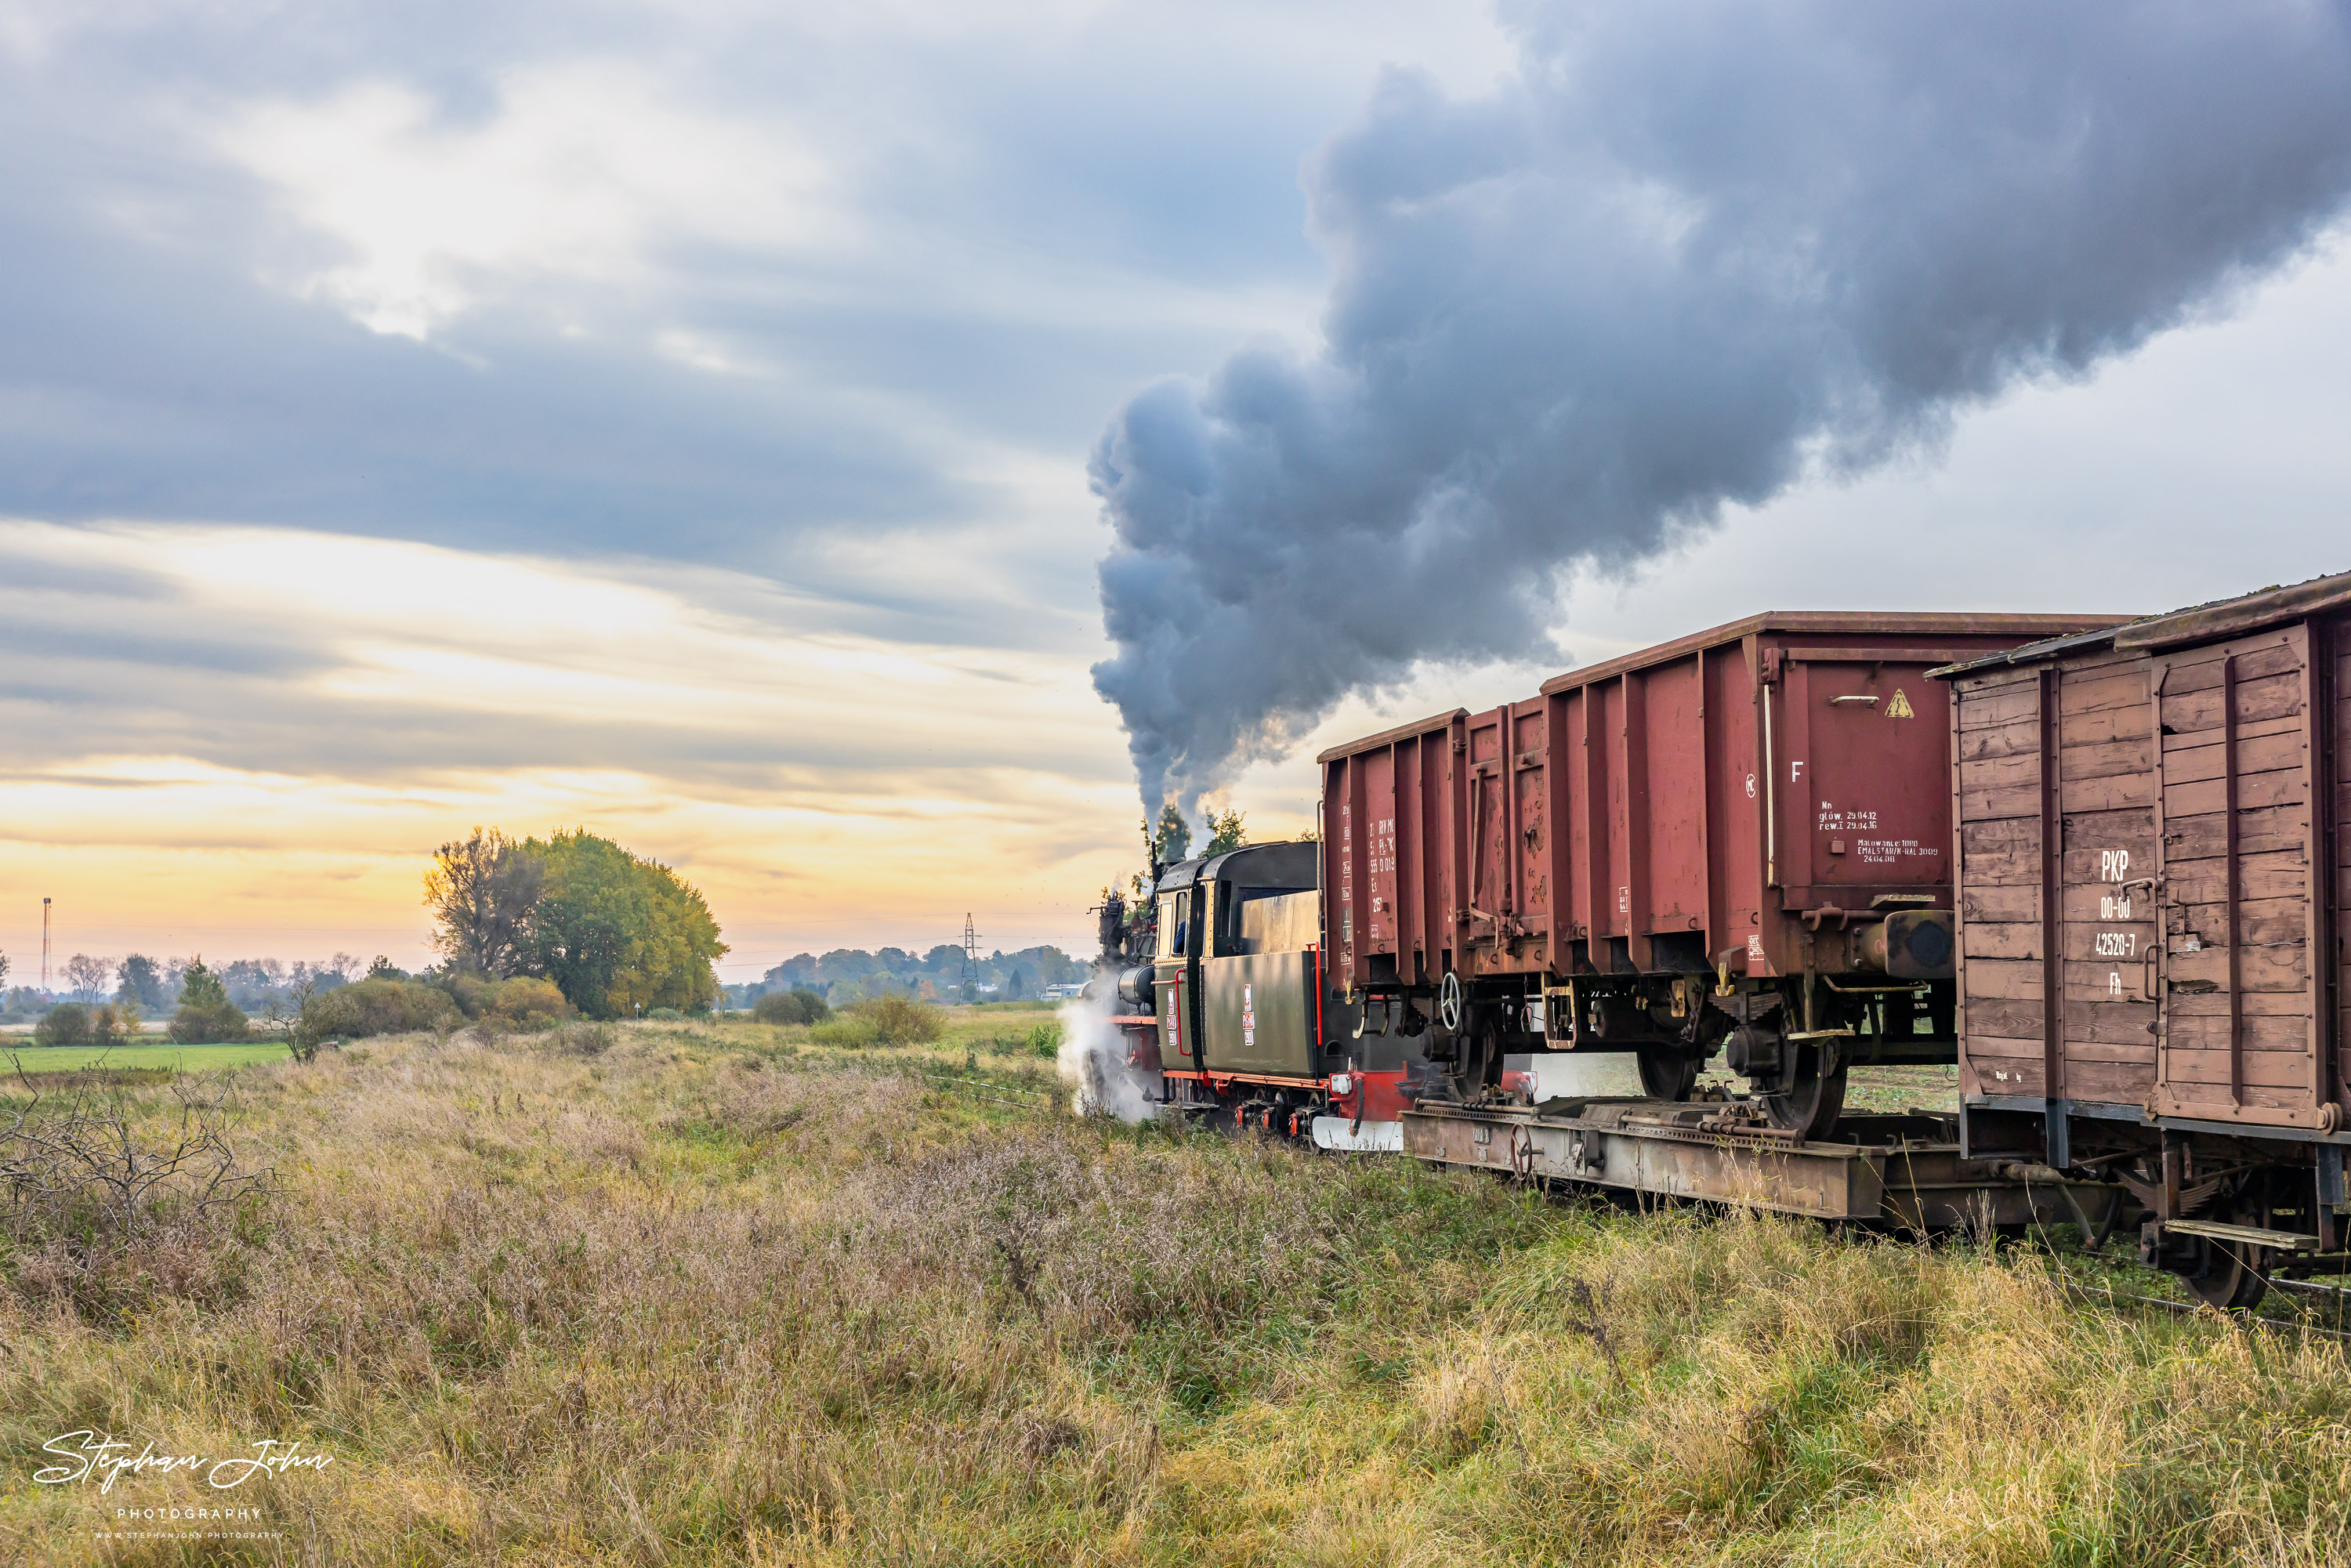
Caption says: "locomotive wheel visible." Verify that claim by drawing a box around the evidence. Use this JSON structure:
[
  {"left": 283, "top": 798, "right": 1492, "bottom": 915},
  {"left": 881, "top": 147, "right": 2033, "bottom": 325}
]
[
  {"left": 1760, "top": 1041, "right": 1847, "bottom": 1139},
  {"left": 1636, "top": 1048, "right": 1699, "bottom": 1102}
]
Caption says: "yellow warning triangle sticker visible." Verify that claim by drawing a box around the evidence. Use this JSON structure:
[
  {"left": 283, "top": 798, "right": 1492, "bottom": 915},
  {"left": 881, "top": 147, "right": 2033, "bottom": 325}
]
[{"left": 1885, "top": 687, "right": 1915, "bottom": 719}]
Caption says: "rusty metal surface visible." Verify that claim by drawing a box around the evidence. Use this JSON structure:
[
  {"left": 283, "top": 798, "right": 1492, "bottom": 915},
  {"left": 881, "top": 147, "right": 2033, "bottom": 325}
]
[
  {"left": 1323, "top": 613, "right": 2125, "bottom": 994},
  {"left": 1402, "top": 1100, "right": 2074, "bottom": 1228}
]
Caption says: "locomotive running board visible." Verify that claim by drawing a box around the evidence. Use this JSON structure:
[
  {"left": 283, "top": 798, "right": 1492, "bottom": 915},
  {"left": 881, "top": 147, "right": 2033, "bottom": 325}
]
[{"left": 1401, "top": 1099, "right": 2077, "bottom": 1229}]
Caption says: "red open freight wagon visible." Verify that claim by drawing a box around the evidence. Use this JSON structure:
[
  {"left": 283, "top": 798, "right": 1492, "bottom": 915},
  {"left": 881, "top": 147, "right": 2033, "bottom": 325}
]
[{"left": 1319, "top": 610, "right": 2127, "bottom": 1132}]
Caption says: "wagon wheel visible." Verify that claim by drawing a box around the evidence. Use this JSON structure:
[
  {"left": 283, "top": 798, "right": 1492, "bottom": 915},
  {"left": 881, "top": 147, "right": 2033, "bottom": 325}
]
[
  {"left": 1451, "top": 1015, "right": 1505, "bottom": 1098},
  {"left": 1636, "top": 1048, "right": 1698, "bottom": 1102},
  {"left": 2180, "top": 1197, "right": 2272, "bottom": 1313},
  {"left": 1760, "top": 1037, "right": 1847, "bottom": 1140}
]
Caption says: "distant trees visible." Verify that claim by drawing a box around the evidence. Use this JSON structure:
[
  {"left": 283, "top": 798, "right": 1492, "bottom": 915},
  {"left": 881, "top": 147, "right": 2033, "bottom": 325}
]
[
  {"left": 1150, "top": 805, "right": 1191, "bottom": 864},
  {"left": 116, "top": 954, "right": 168, "bottom": 1009},
  {"left": 750, "top": 943, "right": 1082, "bottom": 1007},
  {"left": 63, "top": 954, "right": 111, "bottom": 1004},
  {"left": 168, "top": 958, "right": 249, "bottom": 1044},
  {"left": 1204, "top": 808, "right": 1247, "bottom": 856},
  {"left": 1142, "top": 804, "right": 1245, "bottom": 864},
  {"left": 422, "top": 827, "right": 727, "bottom": 1019}
]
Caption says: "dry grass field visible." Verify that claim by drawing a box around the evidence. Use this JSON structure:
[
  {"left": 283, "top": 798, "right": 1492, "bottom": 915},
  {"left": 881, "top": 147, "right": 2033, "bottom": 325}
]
[{"left": 5, "top": 1012, "right": 2351, "bottom": 1566}]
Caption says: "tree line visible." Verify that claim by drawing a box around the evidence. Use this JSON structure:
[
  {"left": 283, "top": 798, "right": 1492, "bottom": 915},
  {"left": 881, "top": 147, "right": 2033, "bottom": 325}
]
[{"left": 751, "top": 943, "right": 1085, "bottom": 1006}]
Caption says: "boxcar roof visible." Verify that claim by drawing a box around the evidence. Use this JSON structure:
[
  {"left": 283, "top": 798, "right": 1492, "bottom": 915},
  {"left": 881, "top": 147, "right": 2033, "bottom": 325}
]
[
  {"left": 1531, "top": 610, "right": 2124, "bottom": 697},
  {"left": 1932, "top": 566, "right": 2351, "bottom": 678}
]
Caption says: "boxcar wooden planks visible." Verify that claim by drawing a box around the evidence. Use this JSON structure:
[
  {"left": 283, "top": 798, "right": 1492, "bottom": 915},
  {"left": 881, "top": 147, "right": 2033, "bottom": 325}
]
[
  {"left": 2151, "top": 628, "right": 2320, "bottom": 1122},
  {"left": 1948, "top": 588, "right": 2351, "bottom": 1139},
  {"left": 1954, "top": 668, "right": 2046, "bottom": 1097}
]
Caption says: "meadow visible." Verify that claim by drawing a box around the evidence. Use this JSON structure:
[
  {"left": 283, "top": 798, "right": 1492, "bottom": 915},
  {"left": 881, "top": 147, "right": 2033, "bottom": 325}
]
[{"left": 2, "top": 1009, "right": 2348, "bottom": 1566}]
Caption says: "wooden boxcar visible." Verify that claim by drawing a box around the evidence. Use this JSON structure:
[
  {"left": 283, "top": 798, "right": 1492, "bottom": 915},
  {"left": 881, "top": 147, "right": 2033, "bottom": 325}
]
[{"left": 1940, "top": 570, "right": 2351, "bottom": 1306}]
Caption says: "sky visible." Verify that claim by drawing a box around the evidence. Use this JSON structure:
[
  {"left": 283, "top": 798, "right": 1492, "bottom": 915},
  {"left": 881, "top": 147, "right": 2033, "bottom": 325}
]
[{"left": 4, "top": 1, "right": 2350, "bottom": 983}]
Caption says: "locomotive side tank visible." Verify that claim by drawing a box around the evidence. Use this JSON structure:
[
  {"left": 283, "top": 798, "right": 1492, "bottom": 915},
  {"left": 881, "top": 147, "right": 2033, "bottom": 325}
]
[
  {"left": 1940, "top": 570, "right": 2351, "bottom": 1309},
  {"left": 1321, "top": 610, "right": 2128, "bottom": 1134}
]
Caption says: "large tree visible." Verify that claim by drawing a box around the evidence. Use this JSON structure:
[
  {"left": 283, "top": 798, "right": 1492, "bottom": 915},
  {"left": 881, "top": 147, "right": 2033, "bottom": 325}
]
[
  {"left": 63, "top": 953, "right": 112, "bottom": 1003},
  {"left": 516, "top": 830, "right": 726, "bottom": 1018},
  {"left": 425, "top": 827, "right": 546, "bottom": 976},
  {"left": 115, "top": 953, "right": 168, "bottom": 1009}
]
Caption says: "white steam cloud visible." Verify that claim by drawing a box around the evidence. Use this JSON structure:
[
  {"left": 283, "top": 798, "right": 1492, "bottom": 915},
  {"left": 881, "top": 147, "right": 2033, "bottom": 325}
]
[
  {"left": 1057, "top": 983, "right": 1161, "bottom": 1122},
  {"left": 1092, "top": 0, "right": 2351, "bottom": 816}
]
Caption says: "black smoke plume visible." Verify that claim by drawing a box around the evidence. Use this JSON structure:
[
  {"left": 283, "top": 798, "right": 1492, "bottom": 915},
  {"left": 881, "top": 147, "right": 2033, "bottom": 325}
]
[{"left": 1091, "top": 0, "right": 2351, "bottom": 817}]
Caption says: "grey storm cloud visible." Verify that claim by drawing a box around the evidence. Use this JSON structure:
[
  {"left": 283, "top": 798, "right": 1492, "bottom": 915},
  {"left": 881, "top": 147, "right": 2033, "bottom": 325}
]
[{"left": 1090, "top": 0, "right": 2351, "bottom": 819}]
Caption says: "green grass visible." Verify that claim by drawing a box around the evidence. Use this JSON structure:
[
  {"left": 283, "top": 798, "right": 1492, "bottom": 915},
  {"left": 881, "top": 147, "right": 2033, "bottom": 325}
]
[
  {"left": 2, "top": 1018, "right": 2344, "bottom": 1566},
  {"left": 2, "top": 1040, "right": 292, "bottom": 1073}
]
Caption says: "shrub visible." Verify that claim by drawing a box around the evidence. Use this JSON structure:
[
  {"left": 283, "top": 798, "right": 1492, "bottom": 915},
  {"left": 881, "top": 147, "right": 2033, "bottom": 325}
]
[
  {"left": 807, "top": 1014, "right": 883, "bottom": 1048},
  {"left": 169, "top": 958, "right": 249, "bottom": 1044},
  {"left": 1026, "top": 1021, "right": 1061, "bottom": 1058},
  {"left": 850, "top": 993, "right": 944, "bottom": 1047},
  {"left": 33, "top": 1003, "right": 90, "bottom": 1048},
  {"left": 0, "top": 1069, "right": 274, "bottom": 1315},
  {"left": 752, "top": 988, "right": 830, "bottom": 1026},
  {"left": 293, "top": 978, "right": 461, "bottom": 1045},
  {"left": 89, "top": 1003, "right": 139, "bottom": 1046},
  {"left": 647, "top": 1006, "right": 683, "bottom": 1022},
  {"left": 484, "top": 976, "right": 572, "bottom": 1028},
  {"left": 445, "top": 974, "right": 574, "bottom": 1030}
]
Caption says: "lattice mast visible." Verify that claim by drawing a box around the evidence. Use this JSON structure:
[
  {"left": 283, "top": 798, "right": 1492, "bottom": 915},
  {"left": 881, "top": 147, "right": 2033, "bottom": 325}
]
[{"left": 960, "top": 914, "right": 982, "bottom": 990}]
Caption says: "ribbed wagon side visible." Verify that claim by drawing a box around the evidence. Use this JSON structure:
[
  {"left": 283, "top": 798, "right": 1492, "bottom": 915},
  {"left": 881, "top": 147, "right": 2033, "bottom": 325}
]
[{"left": 1320, "top": 610, "right": 2127, "bottom": 1131}]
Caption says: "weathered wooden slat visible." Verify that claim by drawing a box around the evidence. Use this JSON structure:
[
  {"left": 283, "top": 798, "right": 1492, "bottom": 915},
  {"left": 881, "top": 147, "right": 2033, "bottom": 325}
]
[
  {"left": 1959, "top": 782, "right": 2042, "bottom": 821},
  {"left": 2164, "top": 943, "right": 2309, "bottom": 993},
  {"left": 1963, "top": 885, "right": 2039, "bottom": 923},
  {"left": 2164, "top": 849, "right": 2308, "bottom": 906},
  {"left": 1959, "top": 721, "right": 2042, "bottom": 762},
  {"left": 1964, "top": 924, "right": 2042, "bottom": 961},
  {"left": 1965, "top": 959, "right": 2044, "bottom": 1001},
  {"left": 1960, "top": 686, "right": 2041, "bottom": 730},
  {"left": 2061, "top": 999, "right": 2157, "bottom": 1046},
  {"left": 2165, "top": 806, "right": 2307, "bottom": 861},
  {"left": 2159, "top": 730, "right": 2308, "bottom": 785},
  {"left": 2065, "top": 1059, "right": 2157, "bottom": 1105},
  {"left": 2159, "top": 639, "right": 2303, "bottom": 693},
  {"left": 1962, "top": 1050, "right": 2045, "bottom": 1096},
  {"left": 2162, "top": 1050, "right": 2322, "bottom": 1090},
  {"left": 2163, "top": 672, "right": 2304, "bottom": 732},
  {"left": 1966, "top": 998, "right": 2045, "bottom": 1037},
  {"left": 2164, "top": 767, "right": 2306, "bottom": 817}
]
